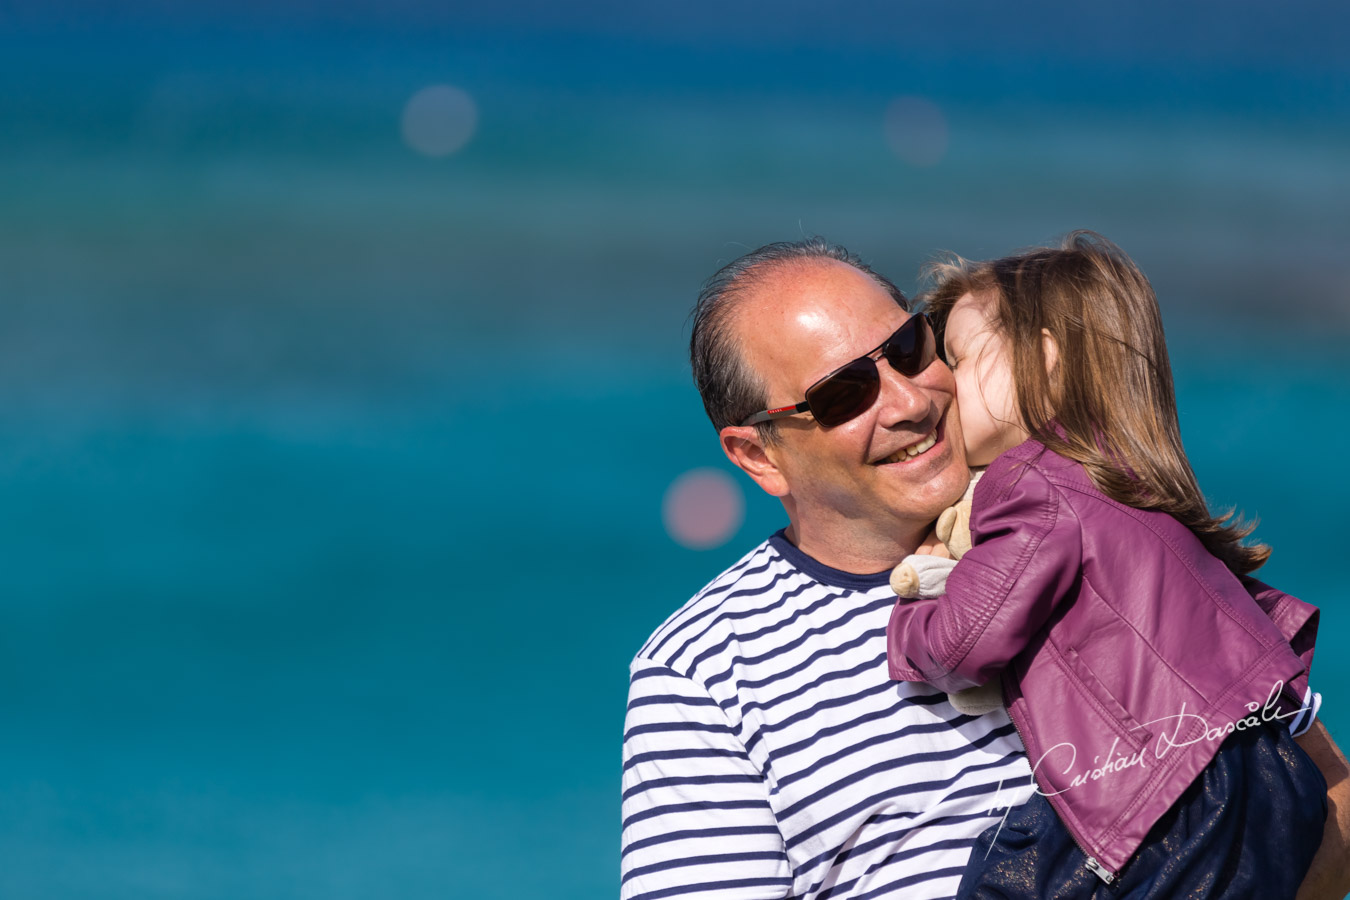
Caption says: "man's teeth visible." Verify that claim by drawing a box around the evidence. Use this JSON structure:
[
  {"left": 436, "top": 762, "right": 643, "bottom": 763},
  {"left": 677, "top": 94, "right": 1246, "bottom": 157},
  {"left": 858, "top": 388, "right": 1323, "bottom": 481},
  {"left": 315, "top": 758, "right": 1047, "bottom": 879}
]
[{"left": 883, "top": 431, "right": 937, "bottom": 464}]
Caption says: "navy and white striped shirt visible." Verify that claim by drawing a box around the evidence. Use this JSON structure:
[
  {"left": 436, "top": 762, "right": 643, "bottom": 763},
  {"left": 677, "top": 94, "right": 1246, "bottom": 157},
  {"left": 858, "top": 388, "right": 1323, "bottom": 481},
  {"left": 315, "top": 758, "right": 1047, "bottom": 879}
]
[{"left": 621, "top": 530, "right": 1036, "bottom": 900}]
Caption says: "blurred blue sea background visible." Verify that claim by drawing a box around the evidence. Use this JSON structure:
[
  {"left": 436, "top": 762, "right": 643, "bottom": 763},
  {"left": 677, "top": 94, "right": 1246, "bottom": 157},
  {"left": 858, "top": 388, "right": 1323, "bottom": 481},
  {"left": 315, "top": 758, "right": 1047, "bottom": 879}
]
[{"left": 1, "top": 2, "right": 1348, "bottom": 896}]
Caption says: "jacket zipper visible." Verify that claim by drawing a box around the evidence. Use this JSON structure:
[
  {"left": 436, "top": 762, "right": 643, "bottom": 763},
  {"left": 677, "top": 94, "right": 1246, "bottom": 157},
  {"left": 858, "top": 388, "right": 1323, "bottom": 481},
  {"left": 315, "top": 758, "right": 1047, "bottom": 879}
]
[
  {"left": 1084, "top": 857, "right": 1115, "bottom": 884},
  {"left": 1003, "top": 688, "right": 1117, "bottom": 885}
]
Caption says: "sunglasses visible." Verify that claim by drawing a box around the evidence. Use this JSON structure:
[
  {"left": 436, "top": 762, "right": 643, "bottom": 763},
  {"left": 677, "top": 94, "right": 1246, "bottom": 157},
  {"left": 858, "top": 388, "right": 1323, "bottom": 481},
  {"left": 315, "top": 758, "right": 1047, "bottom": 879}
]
[{"left": 740, "top": 313, "right": 938, "bottom": 428}]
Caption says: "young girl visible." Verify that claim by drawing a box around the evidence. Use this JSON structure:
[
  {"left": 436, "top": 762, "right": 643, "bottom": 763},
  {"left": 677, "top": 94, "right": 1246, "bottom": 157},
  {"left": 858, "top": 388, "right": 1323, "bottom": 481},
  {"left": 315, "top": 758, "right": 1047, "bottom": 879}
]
[{"left": 886, "top": 231, "right": 1326, "bottom": 898}]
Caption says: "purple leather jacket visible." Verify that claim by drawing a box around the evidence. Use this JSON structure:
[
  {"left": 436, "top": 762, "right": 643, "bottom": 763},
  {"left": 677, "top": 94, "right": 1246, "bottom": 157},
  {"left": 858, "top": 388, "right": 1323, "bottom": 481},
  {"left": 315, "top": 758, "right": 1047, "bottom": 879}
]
[{"left": 888, "top": 436, "right": 1319, "bottom": 879}]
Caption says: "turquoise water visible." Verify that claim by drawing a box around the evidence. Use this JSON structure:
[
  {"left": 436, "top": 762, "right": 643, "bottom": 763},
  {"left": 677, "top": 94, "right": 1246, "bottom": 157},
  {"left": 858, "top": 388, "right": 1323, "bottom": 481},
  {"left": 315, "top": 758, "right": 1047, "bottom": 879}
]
[{"left": 1, "top": 8, "right": 1348, "bottom": 897}]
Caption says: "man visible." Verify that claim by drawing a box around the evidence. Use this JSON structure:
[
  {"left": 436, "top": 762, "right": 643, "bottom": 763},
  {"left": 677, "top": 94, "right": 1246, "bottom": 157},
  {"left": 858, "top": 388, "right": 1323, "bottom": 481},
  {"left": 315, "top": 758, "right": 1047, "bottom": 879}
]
[{"left": 620, "top": 239, "right": 1350, "bottom": 900}]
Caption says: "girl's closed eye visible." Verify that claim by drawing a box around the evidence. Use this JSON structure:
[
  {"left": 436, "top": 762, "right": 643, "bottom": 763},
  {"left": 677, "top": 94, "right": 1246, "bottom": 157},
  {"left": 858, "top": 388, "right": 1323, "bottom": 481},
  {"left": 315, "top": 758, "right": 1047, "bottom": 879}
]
[{"left": 942, "top": 340, "right": 961, "bottom": 370}]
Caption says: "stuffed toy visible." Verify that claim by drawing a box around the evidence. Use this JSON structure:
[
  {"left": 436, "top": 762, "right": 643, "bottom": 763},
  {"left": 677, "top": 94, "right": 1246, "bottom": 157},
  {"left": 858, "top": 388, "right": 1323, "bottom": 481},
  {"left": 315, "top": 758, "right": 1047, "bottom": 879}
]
[{"left": 889, "top": 468, "right": 1004, "bottom": 716}]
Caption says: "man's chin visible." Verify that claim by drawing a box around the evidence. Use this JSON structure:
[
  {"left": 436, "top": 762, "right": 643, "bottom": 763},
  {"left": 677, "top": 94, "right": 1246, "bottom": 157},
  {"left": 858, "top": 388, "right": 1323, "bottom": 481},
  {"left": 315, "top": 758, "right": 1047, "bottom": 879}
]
[{"left": 906, "top": 452, "right": 971, "bottom": 519}]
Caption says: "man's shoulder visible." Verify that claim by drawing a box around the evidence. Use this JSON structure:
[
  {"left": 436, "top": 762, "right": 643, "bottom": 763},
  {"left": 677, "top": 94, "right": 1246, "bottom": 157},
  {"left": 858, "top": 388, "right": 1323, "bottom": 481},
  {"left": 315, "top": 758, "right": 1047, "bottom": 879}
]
[{"left": 631, "top": 533, "right": 798, "bottom": 674}]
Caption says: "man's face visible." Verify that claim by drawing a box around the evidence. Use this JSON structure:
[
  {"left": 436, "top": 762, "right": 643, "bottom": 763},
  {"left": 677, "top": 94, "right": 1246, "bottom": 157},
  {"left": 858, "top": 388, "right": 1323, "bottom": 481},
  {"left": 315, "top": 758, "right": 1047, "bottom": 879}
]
[{"left": 735, "top": 259, "right": 970, "bottom": 556}]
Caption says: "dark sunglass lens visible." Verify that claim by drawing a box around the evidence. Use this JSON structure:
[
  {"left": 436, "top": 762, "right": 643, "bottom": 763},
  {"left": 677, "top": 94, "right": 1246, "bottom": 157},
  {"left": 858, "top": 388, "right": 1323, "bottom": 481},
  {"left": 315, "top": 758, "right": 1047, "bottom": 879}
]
[
  {"left": 884, "top": 316, "right": 935, "bottom": 375},
  {"left": 806, "top": 359, "right": 880, "bottom": 427}
]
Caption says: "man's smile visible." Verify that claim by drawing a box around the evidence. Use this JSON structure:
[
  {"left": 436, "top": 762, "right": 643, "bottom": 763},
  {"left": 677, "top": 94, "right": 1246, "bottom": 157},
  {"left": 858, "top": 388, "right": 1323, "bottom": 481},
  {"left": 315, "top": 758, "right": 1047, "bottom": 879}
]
[{"left": 872, "top": 414, "right": 947, "bottom": 466}]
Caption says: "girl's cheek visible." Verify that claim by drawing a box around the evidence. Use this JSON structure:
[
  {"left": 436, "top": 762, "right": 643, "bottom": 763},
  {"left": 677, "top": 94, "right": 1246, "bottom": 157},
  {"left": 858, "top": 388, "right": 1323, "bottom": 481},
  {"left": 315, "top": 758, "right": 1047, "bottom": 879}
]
[
  {"left": 954, "top": 378, "right": 975, "bottom": 431},
  {"left": 955, "top": 375, "right": 988, "bottom": 446}
]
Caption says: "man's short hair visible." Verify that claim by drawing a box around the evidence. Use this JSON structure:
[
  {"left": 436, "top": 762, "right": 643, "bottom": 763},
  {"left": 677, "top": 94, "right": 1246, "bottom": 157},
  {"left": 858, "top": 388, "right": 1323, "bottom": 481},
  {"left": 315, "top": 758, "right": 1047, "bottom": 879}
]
[{"left": 689, "top": 237, "right": 910, "bottom": 442}]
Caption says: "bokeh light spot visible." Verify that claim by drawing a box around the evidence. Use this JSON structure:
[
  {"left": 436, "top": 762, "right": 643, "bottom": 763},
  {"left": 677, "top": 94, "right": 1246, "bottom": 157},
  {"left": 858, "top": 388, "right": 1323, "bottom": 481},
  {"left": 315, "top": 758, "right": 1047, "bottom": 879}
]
[
  {"left": 401, "top": 85, "right": 478, "bottom": 157},
  {"left": 883, "top": 96, "right": 949, "bottom": 167},
  {"left": 663, "top": 468, "right": 745, "bottom": 550}
]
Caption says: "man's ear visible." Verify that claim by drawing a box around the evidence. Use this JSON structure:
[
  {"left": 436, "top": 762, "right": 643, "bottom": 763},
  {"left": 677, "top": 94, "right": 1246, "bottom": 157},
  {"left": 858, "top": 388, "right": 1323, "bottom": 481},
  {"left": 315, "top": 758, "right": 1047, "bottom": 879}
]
[
  {"left": 1041, "top": 328, "right": 1060, "bottom": 377},
  {"left": 719, "top": 425, "right": 789, "bottom": 498}
]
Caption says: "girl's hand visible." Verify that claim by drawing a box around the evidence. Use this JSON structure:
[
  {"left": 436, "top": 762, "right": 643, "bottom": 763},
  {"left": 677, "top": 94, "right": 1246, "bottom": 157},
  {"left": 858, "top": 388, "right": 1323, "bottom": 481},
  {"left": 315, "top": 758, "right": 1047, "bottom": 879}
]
[{"left": 915, "top": 529, "right": 954, "bottom": 560}]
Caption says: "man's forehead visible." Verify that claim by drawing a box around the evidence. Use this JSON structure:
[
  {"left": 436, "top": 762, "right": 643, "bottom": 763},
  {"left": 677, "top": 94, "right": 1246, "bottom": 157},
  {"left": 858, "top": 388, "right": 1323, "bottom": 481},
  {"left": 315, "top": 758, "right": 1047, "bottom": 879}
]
[
  {"left": 743, "top": 259, "right": 896, "bottom": 321},
  {"left": 738, "top": 259, "right": 906, "bottom": 387}
]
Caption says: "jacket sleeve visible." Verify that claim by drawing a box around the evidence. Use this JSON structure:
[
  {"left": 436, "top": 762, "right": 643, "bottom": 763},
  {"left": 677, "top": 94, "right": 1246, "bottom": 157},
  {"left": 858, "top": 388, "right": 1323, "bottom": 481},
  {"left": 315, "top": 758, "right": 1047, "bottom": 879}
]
[
  {"left": 621, "top": 659, "right": 791, "bottom": 900},
  {"left": 888, "top": 458, "right": 1082, "bottom": 693},
  {"left": 1239, "top": 575, "right": 1319, "bottom": 706}
]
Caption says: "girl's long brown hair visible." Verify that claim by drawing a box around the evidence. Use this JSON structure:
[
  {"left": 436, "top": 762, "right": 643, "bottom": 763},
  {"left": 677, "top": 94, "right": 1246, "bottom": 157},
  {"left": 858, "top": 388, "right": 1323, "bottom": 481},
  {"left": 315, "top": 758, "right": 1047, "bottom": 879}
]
[{"left": 920, "top": 230, "right": 1269, "bottom": 575}]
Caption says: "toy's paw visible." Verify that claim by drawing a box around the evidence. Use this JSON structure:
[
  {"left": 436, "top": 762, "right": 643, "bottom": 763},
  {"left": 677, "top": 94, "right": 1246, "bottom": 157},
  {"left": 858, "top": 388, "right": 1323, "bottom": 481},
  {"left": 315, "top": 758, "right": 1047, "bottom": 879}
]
[
  {"left": 890, "top": 563, "right": 921, "bottom": 599},
  {"left": 948, "top": 682, "right": 1003, "bottom": 716},
  {"left": 935, "top": 500, "right": 974, "bottom": 559},
  {"left": 890, "top": 554, "right": 957, "bottom": 600}
]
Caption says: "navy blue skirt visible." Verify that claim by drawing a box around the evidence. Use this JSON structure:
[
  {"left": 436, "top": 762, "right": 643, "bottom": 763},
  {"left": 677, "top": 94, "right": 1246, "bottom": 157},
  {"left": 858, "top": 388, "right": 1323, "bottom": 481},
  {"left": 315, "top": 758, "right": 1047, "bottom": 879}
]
[{"left": 956, "top": 721, "right": 1327, "bottom": 900}]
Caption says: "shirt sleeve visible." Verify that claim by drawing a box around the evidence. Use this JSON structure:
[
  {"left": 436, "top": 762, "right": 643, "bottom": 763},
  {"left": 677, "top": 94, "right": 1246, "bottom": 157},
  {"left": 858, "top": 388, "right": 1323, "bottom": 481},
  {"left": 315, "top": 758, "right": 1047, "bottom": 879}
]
[
  {"left": 1288, "top": 686, "right": 1323, "bottom": 738},
  {"left": 620, "top": 659, "right": 791, "bottom": 900},
  {"left": 888, "top": 459, "right": 1082, "bottom": 694}
]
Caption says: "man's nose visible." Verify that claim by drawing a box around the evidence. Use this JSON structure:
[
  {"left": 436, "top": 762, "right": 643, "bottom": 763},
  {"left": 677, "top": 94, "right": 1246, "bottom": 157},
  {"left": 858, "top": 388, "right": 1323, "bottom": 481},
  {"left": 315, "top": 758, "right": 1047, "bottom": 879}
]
[{"left": 874, "top": 357, "right": 932, "bottom": 426}]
